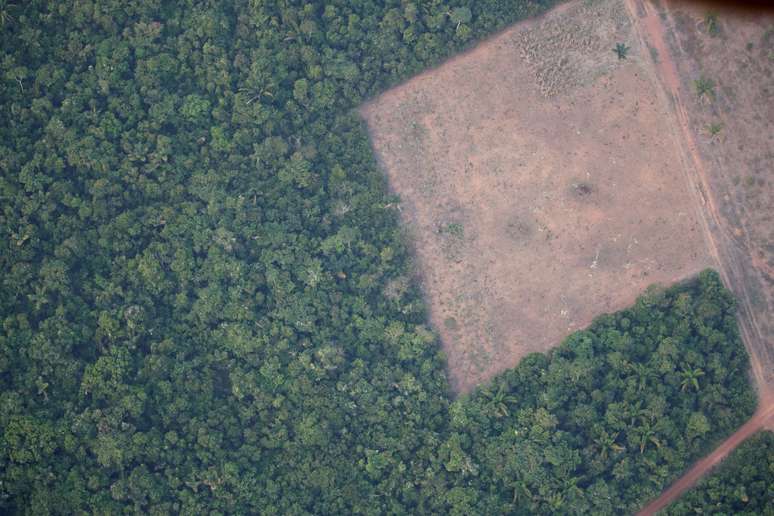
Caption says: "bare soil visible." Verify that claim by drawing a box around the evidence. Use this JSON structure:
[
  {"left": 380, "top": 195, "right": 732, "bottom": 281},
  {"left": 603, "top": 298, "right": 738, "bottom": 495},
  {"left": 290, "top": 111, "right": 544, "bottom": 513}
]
[
  {"left": 625, "top": 0, "right": 774, "bottom": 511},
  {"left": 632, "top": 0, "right": 774, "bottom": 411},
  {"left": 361, "top": 0, "right": 714, "bottom": 394},
  {"left": 636, "top": 402, "right": 774, "bottom": 515}
]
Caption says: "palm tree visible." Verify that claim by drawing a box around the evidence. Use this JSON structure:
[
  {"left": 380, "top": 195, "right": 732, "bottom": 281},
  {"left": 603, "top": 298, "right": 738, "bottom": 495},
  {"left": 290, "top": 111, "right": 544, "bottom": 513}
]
[
  {"left": 625, "top": 400, "right": 652, "bottom": 426},
  {"left": 593, "top": 430, "right": 625, "bottom": 461},
  {"left": 704, "top": 12, "right": 720, "bottom": 37},
  {"left": 511, "top": 478, "right": 534, "bottom": 504},
  {"left": 238, "top": 84, "right": 274, "bottom": 105},
  {"left": 613, "top": 43, "right": 630, "bottom": 60},
  {"left": 447, "top": 7, "right": 472, "bottom": 29},
  {"left": 679, "top": 367, "right": 705, "bottom": 392},
  {"left": 0, "top": 1, "right": 16, "bottom": 27},
  {"left": 694, "top": 77, "right": 716, "bottom": 100},
  {"left": 632, "top": 423, "right": 662, "bottom": 454},
  {"left": 628, "top": 362, "right": 654, "bottom": 392},
  {"left": 483, "top": 384, "right": 517, "bottom": 418},
  {"left": 559, "top": 475, "right": 584, "bottom": 500},
  {"left": 544, "top": 491, "right": 566, "bottom": 512}
]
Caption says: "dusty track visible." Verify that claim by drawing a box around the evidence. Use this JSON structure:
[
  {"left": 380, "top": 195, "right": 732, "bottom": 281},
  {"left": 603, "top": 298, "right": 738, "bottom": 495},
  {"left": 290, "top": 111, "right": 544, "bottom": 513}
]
[
  {"left": 625, "top": 0, "right": 772, "bottom": 401},
  {"left": 625, "top": 0, "right": 774, "bottom": 512},
  {"left": 636, "top": 403, "right": 774, "bottom": 515}
]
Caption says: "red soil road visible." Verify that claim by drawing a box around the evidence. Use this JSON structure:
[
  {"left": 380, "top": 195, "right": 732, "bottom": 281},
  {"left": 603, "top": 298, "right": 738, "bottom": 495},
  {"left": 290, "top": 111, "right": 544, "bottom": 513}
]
[
  {"left": 626, "top": 0, "right": 774, "bottom": 512},
  {"left": 624, "top": 0, "right": 772, "bottom": 397},
  {"left": 636, "top": 402, "right": 774, "bottom": 515}
]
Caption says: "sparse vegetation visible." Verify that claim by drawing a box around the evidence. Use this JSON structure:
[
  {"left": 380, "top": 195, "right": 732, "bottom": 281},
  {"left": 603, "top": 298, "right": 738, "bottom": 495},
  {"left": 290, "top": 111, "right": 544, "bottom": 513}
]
[
  {"left": 707, "top": 122, "right": 724, "bottom": 137},
  {"left": 694, "top": 76, "right": 717, "bottom": 100},
  {"left": 704, "top": 12, "right": 720, "bottom": 37},
  {"left": 614, "top": 42, "right": 630, "bottom": 59},
  {"left": 441, "top": 222, "right": 465, "bottom": 239},
  {"left": 439, "top": 221, "right": 467, "bottom": 261}
]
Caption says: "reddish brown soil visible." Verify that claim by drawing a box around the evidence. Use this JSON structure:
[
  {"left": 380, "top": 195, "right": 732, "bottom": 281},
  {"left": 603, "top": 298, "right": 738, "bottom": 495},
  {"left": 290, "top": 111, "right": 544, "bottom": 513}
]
[
  {"left": 626, "top": 0, "right": 774, "bottom": 511},
  {"left": 636, "top": 402, "right": 774, "bottom": 515},
  {"left": 361, "top": 0, "right": 714, "bottom": 394},
  {"left": 626, "top": 0, "right": 774, "bottom": 407}
]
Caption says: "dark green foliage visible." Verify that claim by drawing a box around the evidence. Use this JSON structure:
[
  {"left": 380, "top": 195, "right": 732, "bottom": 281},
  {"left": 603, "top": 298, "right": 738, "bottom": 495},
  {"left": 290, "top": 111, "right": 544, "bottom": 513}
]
[
  {"left": 0, "top": 0, "right": 756, "bottom": 514},
  {"left": 665, "top": 431, "right": 774, "bottom": 515},
  {"left": 695, "top": 76, "right": 716, "bottom": 99},
  {"left": 445, "top": 271, "right": 755, "bottom": 514},
  {"left": 614, "top": 42, "right": 630, "bottom": 59}
]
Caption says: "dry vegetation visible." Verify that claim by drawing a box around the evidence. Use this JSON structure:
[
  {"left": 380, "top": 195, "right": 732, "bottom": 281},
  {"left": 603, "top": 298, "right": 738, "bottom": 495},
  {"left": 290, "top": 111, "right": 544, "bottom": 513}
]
[
  {"left": 639, "top": 0, "right": 774, "bottom": 404},
  {"left": 362, "top": 0, "right": 714, "bottom": 393}
]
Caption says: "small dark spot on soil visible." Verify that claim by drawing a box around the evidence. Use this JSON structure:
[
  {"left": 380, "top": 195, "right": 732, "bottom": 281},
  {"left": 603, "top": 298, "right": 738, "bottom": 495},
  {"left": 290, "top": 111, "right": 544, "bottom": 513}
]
[
  {"left": 505, "top": 215, "right": 534, "bottom": 243},
  {"left": 572, "top": 181, "right": 594, "bottom": 198},
  {"left": 444, "top": 317, "right": 459, "bottom": 330}
]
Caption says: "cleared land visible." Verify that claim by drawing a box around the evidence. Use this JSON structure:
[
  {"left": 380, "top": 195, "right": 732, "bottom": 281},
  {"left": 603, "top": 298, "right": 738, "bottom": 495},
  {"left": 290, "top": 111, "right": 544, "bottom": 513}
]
[
  {"left": 627, "top": 0, "right": 774, "bottom": 511},
  {"left": 638, "top": 0, "right": 774, "bottom": 411},
  {"left": 362, "top": 0, "right": 713, "bottom": 393}
]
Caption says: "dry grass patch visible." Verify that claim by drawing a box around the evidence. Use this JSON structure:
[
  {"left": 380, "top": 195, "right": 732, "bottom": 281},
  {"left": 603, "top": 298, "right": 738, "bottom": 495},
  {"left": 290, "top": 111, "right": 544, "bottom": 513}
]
[{"left": 362, "top": 0, "right": 713, "bottom": 393}]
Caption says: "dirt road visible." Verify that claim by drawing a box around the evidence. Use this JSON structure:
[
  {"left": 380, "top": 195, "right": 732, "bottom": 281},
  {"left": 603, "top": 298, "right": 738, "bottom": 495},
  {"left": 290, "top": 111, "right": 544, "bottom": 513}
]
[
  {"left": 635, "top": 402, "right": 774, "bottom": 515},
  {"left": 362, "top": 0, "right": 713, "bottom": 393},
  {"left": 625, "top": 0, "right": 772, "bottom": 399},
  {"left": 625, "top": 0, "right": 774, "bottom": 511}
]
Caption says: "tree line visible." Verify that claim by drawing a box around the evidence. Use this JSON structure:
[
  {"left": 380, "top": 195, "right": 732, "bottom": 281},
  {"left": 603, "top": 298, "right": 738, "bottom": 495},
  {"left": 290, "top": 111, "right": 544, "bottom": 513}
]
[
  {"left": 0, "top": 0, "right": 760, "bottom": 513},
  {"left": 664, "top": 431, "right": 773, "bottom": 515}
]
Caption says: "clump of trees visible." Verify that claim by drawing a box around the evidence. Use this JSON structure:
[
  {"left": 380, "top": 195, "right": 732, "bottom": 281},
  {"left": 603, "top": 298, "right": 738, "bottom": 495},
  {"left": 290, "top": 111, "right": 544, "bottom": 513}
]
[
  {"left": 442, "top": 271, "right": 755, "bottom": 514},
  {"left": 665, "top": 431, "right": 773, "bottom": 515},
  {"left": 0, "top": 0, "right": 756, "bottom": 514}
]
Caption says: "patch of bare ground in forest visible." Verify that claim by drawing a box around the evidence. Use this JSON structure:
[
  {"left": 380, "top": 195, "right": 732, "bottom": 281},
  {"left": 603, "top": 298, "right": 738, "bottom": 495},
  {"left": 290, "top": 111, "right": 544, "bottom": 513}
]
[{"left": 361, "top": 0, "right": 713, "bottom": 394}]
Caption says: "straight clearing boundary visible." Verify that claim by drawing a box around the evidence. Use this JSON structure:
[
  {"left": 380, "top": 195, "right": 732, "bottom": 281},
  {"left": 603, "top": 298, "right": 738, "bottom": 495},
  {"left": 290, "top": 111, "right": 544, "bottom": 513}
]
[{"left": 626, "top": 0, "right": 774, "bottom": 512}]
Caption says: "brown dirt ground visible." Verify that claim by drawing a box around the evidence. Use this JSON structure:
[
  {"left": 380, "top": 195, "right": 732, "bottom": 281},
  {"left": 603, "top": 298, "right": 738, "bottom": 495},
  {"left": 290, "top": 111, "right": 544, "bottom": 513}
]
[
  {"left": 631, "top": 0, "right": 774, "bottom": 417},
  {"left": 636, "top": 401, "right": 774, "bottom": 515},
  {"left": 361, "top": 0, "right": 714, "bottom": 394},
  {"left": 627, "top": 0, "right": 774, "bottom": 511}
]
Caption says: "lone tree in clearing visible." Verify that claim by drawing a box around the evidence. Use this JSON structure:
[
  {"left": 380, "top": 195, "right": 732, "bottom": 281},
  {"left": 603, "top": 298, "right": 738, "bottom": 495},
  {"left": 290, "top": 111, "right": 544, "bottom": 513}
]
[
  {"left": 704, "top": 12, "right": 720, "bottom": 37},
  {"left": 694, "top": 76, "right": 716, "bottom": 100},
  {"left": 707, "top": 122, "right": 723, "bottom": 138},
  {"left": 614, "top": 43, "right": 630, "bottom": 59}
]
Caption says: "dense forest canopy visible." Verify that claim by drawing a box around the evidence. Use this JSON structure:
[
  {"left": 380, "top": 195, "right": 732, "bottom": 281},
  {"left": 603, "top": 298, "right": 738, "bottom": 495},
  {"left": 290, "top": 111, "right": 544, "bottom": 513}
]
[
  {"left": 664, "top": 431, "right": 774, "bottom": 515},
  {"left": 0, "top": 0, "right": 758, "bottom": 514}
]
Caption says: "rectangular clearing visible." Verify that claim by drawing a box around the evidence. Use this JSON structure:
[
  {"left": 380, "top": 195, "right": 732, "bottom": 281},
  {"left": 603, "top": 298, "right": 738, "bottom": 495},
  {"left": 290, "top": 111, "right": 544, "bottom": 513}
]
[{"left": 362, "top": 0, "right": 714, "bottom": 393}]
